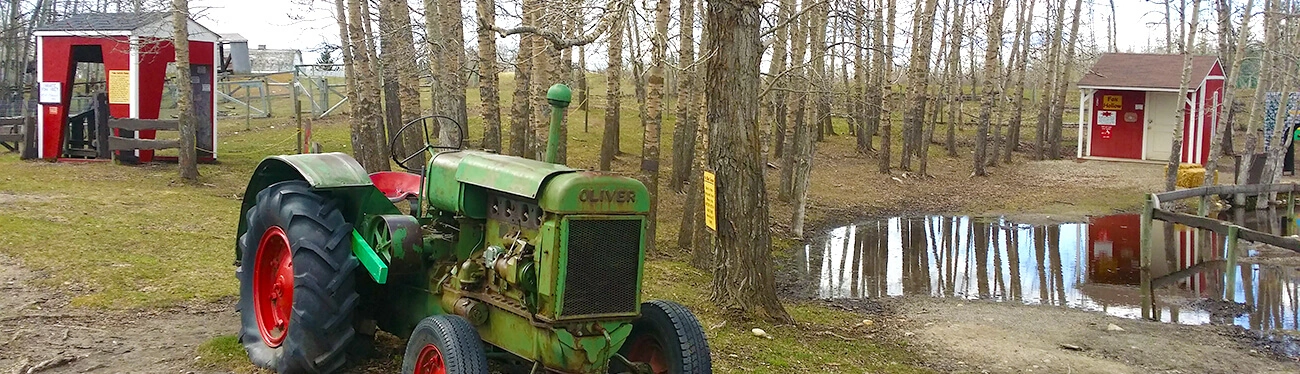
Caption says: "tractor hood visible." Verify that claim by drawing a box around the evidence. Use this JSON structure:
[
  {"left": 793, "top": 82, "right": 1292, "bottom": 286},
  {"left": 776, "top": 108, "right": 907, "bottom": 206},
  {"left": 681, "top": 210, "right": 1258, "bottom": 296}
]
[{"left": 453, "top": 152, "right": 579, "bottom": 199}]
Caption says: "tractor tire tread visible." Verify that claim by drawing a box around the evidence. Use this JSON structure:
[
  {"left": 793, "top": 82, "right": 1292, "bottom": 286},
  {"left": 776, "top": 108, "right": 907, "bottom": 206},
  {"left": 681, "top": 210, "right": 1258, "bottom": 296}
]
[
  {"left": 401, "top": 315, "right": 489, "bottom": 374},
  {"left": 236, "top": 181, "right": 362, "bottom": 374}
]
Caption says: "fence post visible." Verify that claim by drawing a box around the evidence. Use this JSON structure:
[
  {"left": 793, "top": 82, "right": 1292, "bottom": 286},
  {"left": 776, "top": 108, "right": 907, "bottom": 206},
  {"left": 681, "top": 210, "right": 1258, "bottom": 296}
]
[
  {"left": 261, "top": 78, "right": 272, "bottom": 118},
  {"left": 1140, "top": 193, "right": 1155, "bottom": 320},
  {"left": 295, "top": 99, "right": 303, "bottom": 154},
  {"left": 93, "top": 93, "right": 110, "bottom": 159},
  {"left": 1223, "top": 225, "right": 1240, "bottom": 303}
]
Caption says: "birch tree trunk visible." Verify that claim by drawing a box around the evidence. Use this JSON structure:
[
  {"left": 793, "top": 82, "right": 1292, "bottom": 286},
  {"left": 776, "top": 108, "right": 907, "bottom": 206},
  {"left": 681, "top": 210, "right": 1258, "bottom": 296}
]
[
  {"left": 173, "top": 0, "right": 196, "bottom": 181},
  {"left": 598, "top": 6, "right": 624, "bottom": 170},
  {"left": 706, "top": 0, "right": 793, "bottom": 323},
  {"left": 1164, "top": 0, "right": 1202, "bottom": 192},
  {"left": 439, "top": 0, "right": 468, "bottom": 144},
  {"left": 778, "top": 4, "right": 806, "bottom": 202},
  {"left": 772, "top": 0, "right": 794, "bottom": 158},
  {"left": 477, "top": 0, "right": 502, "bottom": 151},
  {"left": 382, "top": 0, "right": 424, "bottom": 165},
  {"left": 876, "top": 0, "right": 895, "bottom": 173},
  {"left": 974, "top": 0, "right": 1007, "bottom": 176},
  {"left": 853, "top": 0, "right": 869, "bottom": 152},
  {"left": 899, "top": 0, "right": 939, "bottom": 172},
  {"left": 792, "top": 2, "right": 825, "bottom": 237},
  {"left": 346, "top": 0, "right": 390, "bottom": 171},
  {"left": 669, "top": 0, "right": 697, "bottom": 192},
  {"left": 684, "top": 0, "right": 710, "bottom": 266},
  {"left": 942, "top": 0, "right": 964, "bottom": 158},
  {"left": 1003, "top": 0, "right": 1035, "bottom": 164},
  {"left": 1048, "top": 0, "right": 1083, "bottom": 159},
  {"left": 1035, "top": 0, "right": 1065, "bottom": 160},
  {"left": 1201, "top": 0, "right": 1255, "bottom": 189},
  {"left": 641, "top": 0, "right": 669, "bottom": 254},
  {"left": 509, "top": 0, "right": 535, "bottom": 157}
]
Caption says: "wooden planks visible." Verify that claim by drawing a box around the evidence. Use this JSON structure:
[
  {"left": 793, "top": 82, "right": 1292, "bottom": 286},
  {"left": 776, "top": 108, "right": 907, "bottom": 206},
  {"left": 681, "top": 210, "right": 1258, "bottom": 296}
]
[
  {"left": 1152, "top": 209, "right": 1300, "bottom": 252},
  {"left": 107, "top": 118, "right": 179, "bottom": 131},
  {"left": 1155, "top": 183, "right": 1299, "bottom": 202},
  {"left": 107, "top": 136, "right": 179, "bottom": 151}
]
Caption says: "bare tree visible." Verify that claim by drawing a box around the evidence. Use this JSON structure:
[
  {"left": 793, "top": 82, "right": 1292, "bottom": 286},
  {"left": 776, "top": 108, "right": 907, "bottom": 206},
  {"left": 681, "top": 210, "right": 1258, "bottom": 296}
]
[
  {"left": 899, "top": 0, "right": 939, "bottom": 172},
  {"left": 706, "top": 0, "right": 793, "bottom": 323},
  {"left": 174, "top": 0, "right": 196, "bottom": 181},
  {"left": 477, "top": 0, "right": 502, "bottom": 151},
  {"left": 669, "top": 0, "right": 698, "bottom": 192},
  {"left": 1047, "top": 0, "right": 1083, "bottom": 159},
  {"left": 875, "top": 0, "right": 895, "bottom": 174},
  {"left": 381, "top": 0, "right": 424, "bottom": 165},
  {"left": 508, "top": 0, "right": 536, "bottom": 157},
  {"left": 1202, "top": 0, "right": 1255, "bottom": 189},
  {"left": 598, "top": 5, "right": 625, "bottom": 170},
  {"left": 778, "top": 1, "right": 806, "bottom": 202},
  {"left": 438, "top": 0, "right": 468, "bottom": 136},
  {"left": 1034, "top": 0, "right": 1065, "bottom": 160},
  {"left": 791, "top": 1, "right": 827, "bottom": 237},
  {"left": 974, "top": 0, "right": 1007, "bottom": 176},
  {"left": 641, "top": 0, "right": 669, "bottom": 254},
  {"left": 1164, "top": 0, "right": 1202, "bottom": 192},
  {"left": 1003, "top": 0, "right": 1036, "bottom": 164},
  {"left": 942, "top": 0, "right": 965, "bottom": 158},
  {"left": 852, "top": 0, "right": 869, "bottom": 152},
  {"left": 344, "top": 0, "right": 389, "bottom": 171}
]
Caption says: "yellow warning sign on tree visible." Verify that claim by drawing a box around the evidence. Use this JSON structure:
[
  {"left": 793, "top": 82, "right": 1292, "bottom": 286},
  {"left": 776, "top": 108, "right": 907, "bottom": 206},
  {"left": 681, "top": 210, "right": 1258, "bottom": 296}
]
[
  {"left": 1101, "top": 95, "right": 1123, "bottom": 110},
  {"left": 703, "top": 171, "right": 717, "bottom": 232},
  {"left": 108, "top": 70, "right": 130, "bottom": 104}
]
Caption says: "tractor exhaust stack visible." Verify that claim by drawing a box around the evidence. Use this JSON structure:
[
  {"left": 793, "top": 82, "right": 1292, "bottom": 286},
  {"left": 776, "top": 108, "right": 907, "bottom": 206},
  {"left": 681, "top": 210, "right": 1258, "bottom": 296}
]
[{"left": 544, "top": 84, "right": 572, "bottom": 164}]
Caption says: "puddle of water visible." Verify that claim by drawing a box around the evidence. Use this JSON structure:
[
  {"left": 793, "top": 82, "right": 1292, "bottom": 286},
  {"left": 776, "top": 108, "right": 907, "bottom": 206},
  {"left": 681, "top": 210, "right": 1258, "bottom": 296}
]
[{"left": 795, "top": 212, "right": 1300, "bottom": 333}]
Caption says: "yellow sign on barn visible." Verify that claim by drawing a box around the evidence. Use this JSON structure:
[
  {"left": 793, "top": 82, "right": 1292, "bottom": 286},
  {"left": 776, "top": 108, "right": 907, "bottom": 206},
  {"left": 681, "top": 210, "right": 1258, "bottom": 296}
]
[
  {"left": 1101, "top": 95, "right": 1123, "bottom": 110},
  {"left": 703, "top": 171, "right": 717, "bottom": 232},
  {"left": 108, "top": 70, "right": 130, "bottom": 104}
]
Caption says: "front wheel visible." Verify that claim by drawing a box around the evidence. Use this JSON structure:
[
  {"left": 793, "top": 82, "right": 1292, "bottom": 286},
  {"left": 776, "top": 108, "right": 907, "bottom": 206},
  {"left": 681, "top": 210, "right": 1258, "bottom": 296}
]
[
  {"left": 237, "top": 181, "right": 362, "bottom": 373},
  {"left": 617, "top": 300, "right": 712, "bottom": 374},
  {"left": 401, "top": 315, "right": 489, "bottom": 374}
]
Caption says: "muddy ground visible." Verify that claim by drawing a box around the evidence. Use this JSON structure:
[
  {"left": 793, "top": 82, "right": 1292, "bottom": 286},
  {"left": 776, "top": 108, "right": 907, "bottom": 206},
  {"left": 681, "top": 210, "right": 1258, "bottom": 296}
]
[
  {"left": 0, "top": 254, "right": 236, "bottom": 373},
  {"left": 896, "top": 297, "right": 1298, "bottom": 373}
]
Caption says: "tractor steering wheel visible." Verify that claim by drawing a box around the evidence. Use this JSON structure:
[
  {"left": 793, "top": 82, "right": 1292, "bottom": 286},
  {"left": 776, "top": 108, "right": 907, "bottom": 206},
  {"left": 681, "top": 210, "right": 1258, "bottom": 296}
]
[{"left": 390, "top": 115, "right": 465, "bottom": 171}]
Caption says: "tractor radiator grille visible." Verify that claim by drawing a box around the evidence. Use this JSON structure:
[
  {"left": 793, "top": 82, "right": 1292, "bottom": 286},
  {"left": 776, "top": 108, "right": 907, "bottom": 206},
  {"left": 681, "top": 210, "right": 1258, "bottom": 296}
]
[{"left": 561, "top": 219, "right": 642, "bottom": 317}]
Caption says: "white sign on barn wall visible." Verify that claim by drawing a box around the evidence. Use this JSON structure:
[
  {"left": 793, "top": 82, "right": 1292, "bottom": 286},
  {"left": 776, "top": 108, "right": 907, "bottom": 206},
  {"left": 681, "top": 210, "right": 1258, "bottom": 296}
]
[{"left": 1097, "top": 110, "right": 1117, "bottom": 126}]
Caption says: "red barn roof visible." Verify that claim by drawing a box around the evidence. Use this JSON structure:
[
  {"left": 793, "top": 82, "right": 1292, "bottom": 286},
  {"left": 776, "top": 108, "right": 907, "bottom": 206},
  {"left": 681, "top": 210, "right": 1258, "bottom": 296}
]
[{"left": 1078, "top": 53, "right": 1221, "bottom": 91}]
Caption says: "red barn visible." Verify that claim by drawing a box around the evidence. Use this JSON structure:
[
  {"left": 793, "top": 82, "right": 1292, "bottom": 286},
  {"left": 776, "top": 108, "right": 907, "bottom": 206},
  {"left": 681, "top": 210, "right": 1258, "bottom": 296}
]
[
  {"left": 33, "top": 12, "right": 218, "bottom": 162},
  {"left": 1076, "top": 53, "right": 1225, "bottom": 165}
]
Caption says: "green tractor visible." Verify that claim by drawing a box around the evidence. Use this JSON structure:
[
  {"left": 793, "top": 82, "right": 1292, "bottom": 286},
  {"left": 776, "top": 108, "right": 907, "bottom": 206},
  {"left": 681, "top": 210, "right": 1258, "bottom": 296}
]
[{"left": 232, "top": 84, "right": 711, "bottom": 374}]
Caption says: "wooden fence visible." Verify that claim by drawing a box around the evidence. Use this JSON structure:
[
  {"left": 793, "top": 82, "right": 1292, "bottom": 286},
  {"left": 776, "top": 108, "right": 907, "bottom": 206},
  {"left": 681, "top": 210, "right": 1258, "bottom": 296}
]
[{"left": 1138, "top": 183, "right": 1300, "bottom": 320}]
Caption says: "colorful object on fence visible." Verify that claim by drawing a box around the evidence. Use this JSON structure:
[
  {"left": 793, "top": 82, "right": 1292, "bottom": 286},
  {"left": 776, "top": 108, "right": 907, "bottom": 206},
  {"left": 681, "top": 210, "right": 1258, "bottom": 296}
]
[{"left": 1262, "top": 92, "right": 1300, "bottom": 149}]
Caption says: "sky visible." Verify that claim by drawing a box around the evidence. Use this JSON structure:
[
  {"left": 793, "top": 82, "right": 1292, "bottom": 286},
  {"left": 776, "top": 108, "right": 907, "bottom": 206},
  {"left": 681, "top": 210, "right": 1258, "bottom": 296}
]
[{"left": 190, "top": 0, "right": 1214, "bottom": 65}]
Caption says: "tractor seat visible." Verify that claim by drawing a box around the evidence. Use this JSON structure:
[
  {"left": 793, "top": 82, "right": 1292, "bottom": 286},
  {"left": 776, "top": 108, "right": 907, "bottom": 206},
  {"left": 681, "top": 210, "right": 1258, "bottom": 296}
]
[{"left": 369, "top": 171, "right": 422, "bottom": 203}]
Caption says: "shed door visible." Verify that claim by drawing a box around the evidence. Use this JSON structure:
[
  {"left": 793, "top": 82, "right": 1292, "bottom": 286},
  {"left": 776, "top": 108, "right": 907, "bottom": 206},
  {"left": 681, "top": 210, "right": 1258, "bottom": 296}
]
[{"left": 1089, "top": 90, "right": 1145, "bottom": 159}]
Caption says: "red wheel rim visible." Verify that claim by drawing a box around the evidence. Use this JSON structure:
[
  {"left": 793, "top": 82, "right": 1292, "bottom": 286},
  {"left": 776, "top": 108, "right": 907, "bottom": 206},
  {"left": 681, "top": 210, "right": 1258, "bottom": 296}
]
[
  {"left": 414, "top": 344, "right": 447, "bottom": 374},
  {"left": 252, "top": 226, "right": 294, "bottom": 347},
  {"left": 625, "top": 335, "right": 669, "bottom": 374}
]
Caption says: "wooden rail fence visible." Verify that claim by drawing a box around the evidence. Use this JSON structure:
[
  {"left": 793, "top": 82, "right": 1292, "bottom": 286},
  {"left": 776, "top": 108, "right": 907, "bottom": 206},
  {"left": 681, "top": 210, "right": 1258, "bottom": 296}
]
[{"left": 1138, "top": 183, "right": 1300, "bottom": 320}]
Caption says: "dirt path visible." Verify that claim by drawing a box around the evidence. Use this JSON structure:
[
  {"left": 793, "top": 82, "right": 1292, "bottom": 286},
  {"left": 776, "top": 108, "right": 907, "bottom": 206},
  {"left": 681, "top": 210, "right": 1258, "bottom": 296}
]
[
  {"left": 896, "top": 297, "right": 1298, "bottom": 374},
  {"left": 0, "top": 254, "right": 237, "bottom": 373}
]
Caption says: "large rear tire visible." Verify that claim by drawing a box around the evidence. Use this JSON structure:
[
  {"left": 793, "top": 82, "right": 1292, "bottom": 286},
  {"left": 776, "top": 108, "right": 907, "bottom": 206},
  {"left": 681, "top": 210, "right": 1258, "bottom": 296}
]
[
  {"left": 237, "top": 181, "right": 361, "bottom": 373},
  {"left": 401, "top": 315, "right": 489, "bottom": 374},
  {"left": 617, "top": 300, "right": 712, "bottom": 374}
]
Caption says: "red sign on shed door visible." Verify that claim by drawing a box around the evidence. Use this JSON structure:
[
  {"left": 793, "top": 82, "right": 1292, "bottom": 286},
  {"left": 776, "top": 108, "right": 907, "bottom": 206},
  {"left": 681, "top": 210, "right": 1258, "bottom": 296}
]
[{"left": 1090, "top": 90, "right": 1145, "bottom": 159}]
